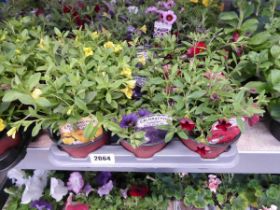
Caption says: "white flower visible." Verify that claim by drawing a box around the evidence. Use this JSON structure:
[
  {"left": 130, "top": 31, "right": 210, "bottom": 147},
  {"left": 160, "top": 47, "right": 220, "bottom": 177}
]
[
  {"left": 50, "top": 178, "right": 68, "bottom": 202},
  {"left": 21, "top": 170, "right": 50, "bottom": 204},
  {"left": 7, "top": 169, "right": 26, "bottom": 187},
  {"left": 271, "top": 205, "right": 278, "bottom": 210},
  {"left": 128, "top": 6, "right": 139, "bottom": 14}
]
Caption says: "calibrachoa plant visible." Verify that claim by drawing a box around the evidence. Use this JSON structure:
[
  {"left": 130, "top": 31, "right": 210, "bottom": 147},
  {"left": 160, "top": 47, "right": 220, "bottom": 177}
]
[{"left": 4, "top": 170, "right": 280, "bottom": 210}]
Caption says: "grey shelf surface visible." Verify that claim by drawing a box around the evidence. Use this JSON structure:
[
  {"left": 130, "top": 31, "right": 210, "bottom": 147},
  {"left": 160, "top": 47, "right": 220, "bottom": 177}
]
[{"left": 15, "top": 123, "right": 280, "bottom": 173}]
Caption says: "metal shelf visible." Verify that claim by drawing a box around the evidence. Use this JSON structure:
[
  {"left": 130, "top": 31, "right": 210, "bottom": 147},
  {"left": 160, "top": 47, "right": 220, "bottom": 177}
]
[{"left": 14, "top": 123, "right": 280, "bottom": 173}]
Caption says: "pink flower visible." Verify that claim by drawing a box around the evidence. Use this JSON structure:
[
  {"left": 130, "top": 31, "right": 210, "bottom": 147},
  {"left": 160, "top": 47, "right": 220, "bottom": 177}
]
[
  {"left": 65, "top": 193, "right": 89, "bottom": 210},
  {"left": 145, "top": 6, "right": 159, "bottom": 14},
  {"left": 232, "top": 32, "right": 240, "bottom": 42},
  {"left": 208, "top": 174, "right": 221, "bottom": 193},
  {"left": 161, "top": 10, "right": 177, "bottom": 25},
  {"left": 159, "top": 0, "right": 176, "bottom": 9}
]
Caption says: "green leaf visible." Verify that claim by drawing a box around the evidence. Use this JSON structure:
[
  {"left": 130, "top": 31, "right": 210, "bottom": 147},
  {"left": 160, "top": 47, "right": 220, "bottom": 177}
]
[
  {"left": 32, "top": 122, "right": 42, "bottom": 137},
  {"left": 27, "top": 73, "right": 41, "bottom": 90},
  {"left": 106, "top": 92, "right": 112, "bottom": 104},
  {"left": 241, "top": 19, "right": 258, "bottom": 33},
  {"left": 177, "top": 131, "right": 188, "bottom": 140},
  {"left": 268, "top": 69, "right": 280, "bottom": 86},
  {"left": 54, "top": 27, "right": 62, "bottom": 37},
  {"left": 271, "top": 45, "right": 280, "bottom": 58},
  {"left": 165, "top": 131, "right": 174, "bottom": 142},
  {"left": 219, "top": 12, "right": 239, "bottom": 21},
  {"left": 75, "top": 97, "right": 88, "bottom": 111},
  {"left": 84, "top": 123, "right": 98, "bottom": 139},
  {"left": 187, "top": 90, "right": 206, "bottom": 99},
  {"left": 245, "top": 81, "right": 267, "bottom": 93},
  {"left": 18, "top": 94, "right": 34, "bottom": 105},
  {"left": 2, "top": 91, "right": 22, "bottom": 102},
  {"left": 36, "top": 97, "right": 52, "bottom": 107},
  {"left": 249, "top": 32, "right": 270, "bottom": 45}
]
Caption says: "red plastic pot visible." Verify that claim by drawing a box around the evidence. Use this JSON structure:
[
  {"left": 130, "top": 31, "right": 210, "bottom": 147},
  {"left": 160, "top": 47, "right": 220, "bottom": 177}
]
[
  {"left": 120, "top": 140, "right": 167, "bottom": 158},
  {"left": 50, "top": 131, "right": 109, "bottom": 158},
  {"left": 0, "top": 131, "right": 20, "bottom": 155},
  {"left": 180, "top": 134, "right": 241, "bottom": 159}
]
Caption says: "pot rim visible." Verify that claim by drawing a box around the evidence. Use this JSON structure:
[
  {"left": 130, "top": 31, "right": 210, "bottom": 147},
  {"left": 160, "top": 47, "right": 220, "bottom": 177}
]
[
  {"left": 181, "top": 132, "right": 241, "bottom": 147},
  {"left": 120, "top": 139, "right": 166, "bottom": 148}
]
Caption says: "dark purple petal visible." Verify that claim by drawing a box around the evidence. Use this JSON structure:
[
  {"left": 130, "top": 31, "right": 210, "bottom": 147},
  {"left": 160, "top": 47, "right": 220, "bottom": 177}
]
[
  {"left": 30, "top": 200, "right": 52, "bottom": 210},
  {"left": 120, "top": 113, "right": 138, "bottom": 128},
  {"left": 138, "top": 109, "right": 151, "bottom": 117},
  {"left": 83, "top": 183, "right": 93, "bottom": 197},
  {"left": 95, "top": 172, "right": 112, "bottom": 186}
]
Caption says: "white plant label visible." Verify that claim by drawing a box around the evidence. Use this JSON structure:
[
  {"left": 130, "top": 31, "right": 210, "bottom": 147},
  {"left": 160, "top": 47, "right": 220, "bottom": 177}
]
[
  {"left": 136, "top": 114, "right": 172, "bottom": 128},
  {"left": 89, "top": 154, "right": 115, "bottom": 164},
  {"left": 153, "top": 21, "right": 172, "bottom": 38}
]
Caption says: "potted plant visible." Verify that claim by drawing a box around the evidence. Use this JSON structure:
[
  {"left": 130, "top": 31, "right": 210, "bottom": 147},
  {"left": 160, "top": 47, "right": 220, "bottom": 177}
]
[{"left": 145, "top": 31, "right": 266, "bottom": 159}]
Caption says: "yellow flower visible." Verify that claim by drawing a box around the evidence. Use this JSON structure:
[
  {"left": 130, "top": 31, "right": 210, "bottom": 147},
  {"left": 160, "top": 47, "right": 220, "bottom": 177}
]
[
  {"left": 38, "top": 38, "right": 44, "bottom": 49},
  {"left": 7, "top": 127, "right": 17, "bottom": 139},
  {"left": 31, "top": 88, "right": 42, "bottom": 99},
  {"left": 126, "top": 80, "right": 136, "bottom": 89},
  {"left": 91, "top": 31, "right": 99, "bottom": 39},
  {"left": 139, "top": 25, "right": 147, "bottom": 33},
  {"left": 62, "top": 137, "right": 75, "bottom": 145},
  {"left": 121, "top": 86, "right": 133, "bottom": 99},
  {"left": 202, "top": 0, "right": 209, "bottom": 7},
  {"left": 114, "top": 44, "right": 123, "bottom": 53},
  {"left": 83, "top": 47, "right": 93, "bottom": 57},
  {"left": 0, "top": 118, "right": 6, "bottom": 132},
  {"left": 138, "top": 55, "right": 146, "bottom": 65},
  {"left": 190, "top": 0, "right": 198, "bottom": 3},
  {"left": 121, "top": 67, "right": 132, "bottom": 78},
  {"left": 15, "top": 49, "right": 21, "bottom": 54},
  {"left": 104, "top": 41, "right": 115, "bottom": 49}
]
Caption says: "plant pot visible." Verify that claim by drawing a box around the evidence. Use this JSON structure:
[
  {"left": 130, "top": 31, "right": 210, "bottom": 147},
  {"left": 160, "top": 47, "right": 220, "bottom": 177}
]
[
  {"left": 180, "top": 134, "right": 241, "bottom": 159},
  {"left": 50, "top": 131, "right": 109, "bottom": 158},
  {"left": 0, "top": 127, "right": 33, "bottom": 172},
  {"left": 270, "top": 118, "right": 280, "bottom": 141},
  {"left": 0, "top": 130, "right": 20, "bottom": 155},
  {"left": 120, "top": 140, "right": 167, "bottom": 158}
]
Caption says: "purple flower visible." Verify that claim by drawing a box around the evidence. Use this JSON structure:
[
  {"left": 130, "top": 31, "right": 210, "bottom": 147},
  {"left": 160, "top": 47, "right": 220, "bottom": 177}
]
[
  {"left": 120, "top": 188, "right": 128, "bottom": 199},
  {"left": 138, "top": 109, "right": 151, "bottom": 117},
  {"left": 145, "top": 6, "right": 159, "bottom": 14},
  {"left": 132, "top": 86, "right": 142, "bottom": 100},
  {"left": 95, "top": 172, "right": 112, "bottom": 186},
  {"left": 97, "top": 180, "right": 113, "bottom": 197},
  {"left": 120, "top": 113, "right": 138, "bottom": 128},
  {"left": 67, "top": 172, "right": 84, "bottom": 194},
  {"left": 30, "top": 200, "right": 52, "bottom": 210},
  {"left": 144, "top": 127, "right": 167, "bottom": 144},
  {"left": 83, "top": 183, "right": 93, "bottom": 197}
]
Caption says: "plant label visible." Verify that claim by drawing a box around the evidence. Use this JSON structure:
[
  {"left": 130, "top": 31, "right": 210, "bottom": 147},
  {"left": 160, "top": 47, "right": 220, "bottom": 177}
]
[
  {"left": 89, "top": 154, "right": 115, "bottom": 164},
  {"left": 153, "top": 21, "right": 172, "bottom": 38},
  {"left": 136, "top": 114, "right": 172, "bottom": 128}
]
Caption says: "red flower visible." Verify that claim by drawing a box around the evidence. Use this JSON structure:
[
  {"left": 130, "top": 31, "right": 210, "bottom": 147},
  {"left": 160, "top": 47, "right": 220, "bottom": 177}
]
[
  {"left": 186, "top": 42, "right": 206, "bottom": 58},
  {"left": 76, "top": 1, "right": 85, "bottom": 9},
  {"left": 180, "top": 118, "right": 195, "bottom": 131},
  {"left": 63, "top": 5, "right": 73, "bottom": 13},
  {"left": 235, "top": 46, "right": 244, "bottom": 57},
  {"left": 232, "top": 32, "right": 240, "bottom": 42},
  {"left": 245, "top": 114, "right": 260, "bottom": 127},
  {"left": 215, "top": 119, "right": 232, "bottom": 131},
  {"left": 94, "top": 4, "right": 101, "bottom": 13},
  {"left": 128, "top": 185, "right": 149, "bottom": 197},
  {"left": 35, "top": 8, "right": 44, "bottom": 16}
]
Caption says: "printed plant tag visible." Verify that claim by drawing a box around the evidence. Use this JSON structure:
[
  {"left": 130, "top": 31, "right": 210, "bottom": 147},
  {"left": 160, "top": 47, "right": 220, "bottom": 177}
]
[
  {"left": 136, "top": 114, "right": 172, "bottom": 128},
  {"left": 76, "top": 116, "right": 98, "bottom": 130},
  {"left": 89, "top": 154, "right": 115, "bottom": 164},
  {"left": 137, "top": 46, "right": 149, "bottom": 60},
  {"left": 153, "top": 21, "right": 172, "bottom": 38},
  {"left": 59, "top": 123, "right": 74, "bottom": 135}
]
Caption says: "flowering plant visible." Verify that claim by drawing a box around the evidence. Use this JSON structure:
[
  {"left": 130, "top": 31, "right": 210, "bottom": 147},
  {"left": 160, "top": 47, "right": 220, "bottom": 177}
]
[
  {"left": 145, "top": 33, "right": 267, "bottom": 144},
  {"left": 1, "top": 26, "right": 146, "bottom": 142}
]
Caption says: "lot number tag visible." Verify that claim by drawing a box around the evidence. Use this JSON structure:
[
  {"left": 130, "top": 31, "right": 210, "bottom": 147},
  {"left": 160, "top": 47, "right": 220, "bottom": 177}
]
[{"left": 90, "top": 154, "right": 115, "bottom": 164}]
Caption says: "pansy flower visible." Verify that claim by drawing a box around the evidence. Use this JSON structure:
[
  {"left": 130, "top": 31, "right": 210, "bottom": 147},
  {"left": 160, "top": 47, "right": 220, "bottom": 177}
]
[{"left": 120, "top": 113, "right": 138, "bottom": 128}]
